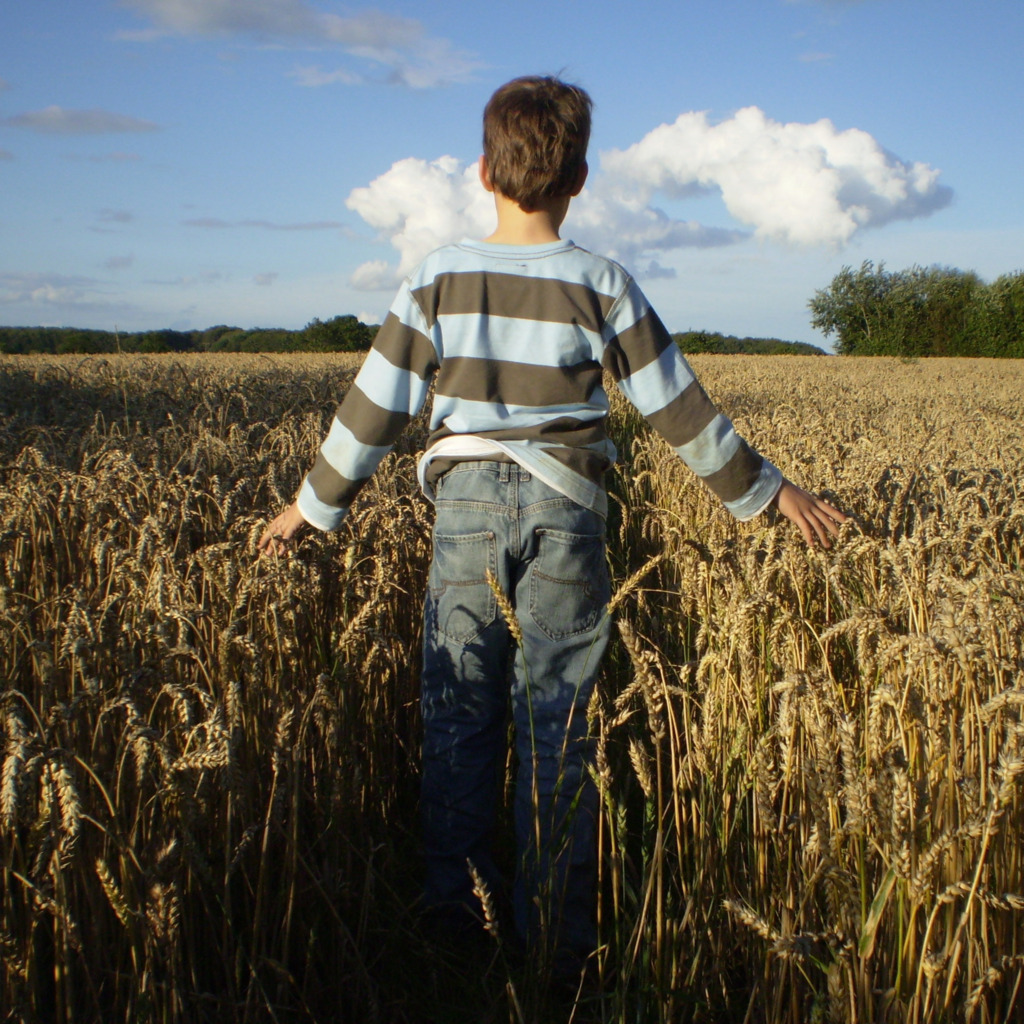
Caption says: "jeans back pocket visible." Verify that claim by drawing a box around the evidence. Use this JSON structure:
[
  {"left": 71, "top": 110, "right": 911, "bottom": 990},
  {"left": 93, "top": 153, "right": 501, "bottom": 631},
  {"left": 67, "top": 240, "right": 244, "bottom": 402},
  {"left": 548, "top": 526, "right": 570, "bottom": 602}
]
[
  {"left": 528, "top": 528, "right": 610, "bottom": 642},
  {"left": 428, "top": 530, "right": 498, "bottom": 644}
]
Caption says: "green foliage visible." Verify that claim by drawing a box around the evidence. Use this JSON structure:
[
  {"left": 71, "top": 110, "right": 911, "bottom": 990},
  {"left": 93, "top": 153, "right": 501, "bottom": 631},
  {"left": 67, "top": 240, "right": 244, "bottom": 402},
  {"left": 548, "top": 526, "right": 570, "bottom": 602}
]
[
  {"left": 0, "top": 318, "right": 380, "bottom": 355},
  {"left": 130, "top": 329, "right": 195, "bottom": 353},
  {"left": 809, "top": 261, "right": 1024, "bottom": 357},
  {"left": 674, "top": 330, "right": 826, "bottom": 356},
  {"left": 1, "top": 320, "right": 818, "bottom": 358},
  {"left": 204, "top": 328, "right": 250, "bottom": 352},
  {"left": 303, "top": 314, "right": 375, "bottom": 352},
  {"left": 965, "top": 271, "right": 1024, "bottom": 358}
]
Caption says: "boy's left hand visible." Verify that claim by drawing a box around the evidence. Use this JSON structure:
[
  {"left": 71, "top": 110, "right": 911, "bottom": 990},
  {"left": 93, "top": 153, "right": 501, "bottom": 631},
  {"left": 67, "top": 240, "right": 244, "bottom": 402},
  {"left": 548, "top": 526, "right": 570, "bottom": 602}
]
[
  {"left": 771, "top": 479, "right": 847, "bottom": 549},
  {"left": 258, "top": 501, "right": 309, "bottom": 556}
]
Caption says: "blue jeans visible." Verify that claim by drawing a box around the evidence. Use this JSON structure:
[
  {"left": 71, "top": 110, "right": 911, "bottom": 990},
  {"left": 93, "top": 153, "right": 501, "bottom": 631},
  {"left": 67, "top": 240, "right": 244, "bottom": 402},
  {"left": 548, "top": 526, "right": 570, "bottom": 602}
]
[{"left": 420, "top": 461, "right": 611, "bottom": 960}]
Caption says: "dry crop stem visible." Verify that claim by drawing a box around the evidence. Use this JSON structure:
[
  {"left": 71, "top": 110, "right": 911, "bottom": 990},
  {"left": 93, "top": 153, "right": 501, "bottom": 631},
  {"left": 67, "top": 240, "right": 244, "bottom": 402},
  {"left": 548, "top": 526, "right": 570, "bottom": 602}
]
[{"left": 1, "top": 353, "right": 1022, "bottom": 1023}]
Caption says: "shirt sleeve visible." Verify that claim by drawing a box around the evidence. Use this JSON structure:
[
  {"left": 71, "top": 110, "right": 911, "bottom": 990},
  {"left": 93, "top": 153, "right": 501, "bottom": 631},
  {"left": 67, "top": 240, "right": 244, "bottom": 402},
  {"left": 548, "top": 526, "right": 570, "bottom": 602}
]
[
  {"left": 296, "top": 280, "right": 440, "bottom": 531},
  {"left": 601, "top": 276, "right": 782, "bottom": 521}
]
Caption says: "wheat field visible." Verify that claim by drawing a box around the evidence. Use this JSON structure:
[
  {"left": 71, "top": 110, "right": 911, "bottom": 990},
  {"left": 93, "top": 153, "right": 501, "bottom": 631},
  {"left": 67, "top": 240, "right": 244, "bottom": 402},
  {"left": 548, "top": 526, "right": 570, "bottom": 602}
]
[{"left": 1, "top": 353, "right": 1021, "bottom": 1024}]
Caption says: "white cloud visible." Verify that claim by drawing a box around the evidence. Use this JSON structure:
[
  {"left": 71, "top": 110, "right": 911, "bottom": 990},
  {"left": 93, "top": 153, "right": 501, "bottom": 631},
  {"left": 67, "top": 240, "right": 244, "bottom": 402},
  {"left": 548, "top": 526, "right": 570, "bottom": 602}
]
[
  {"left": 601, "top": 106, "right": 951, "bottom": 247},
  {"left": 254, "top": 272, "right": 278, "bottom": 287},
  {"left": 349, "top": 260, "right": 398, "bottom": 291},
  {"left": 568, "top": 189, "right": 747, "bottom": 269},
  {"left": 148, "top": 271, "right": 227, "bottom": 287},
  {"left": 0, "top": 272, "right": 98, "bottom": 307},
  {"left": 636, "top": 260, "right": 677, "bottom": 281},
  {"left": 342, "top": 107, "right": 951, "bottom": 288},
  {"left": 346, "top": 156, "right": 494, "bottom": 287},
  {"left": 288, "top": 65, "right": 364, "bottom": 87},
  {"left": 118, "top": 0, "right": 482, "bottom": 88},
  {"left": 105, "top": 255, "right": 135, "bottom": 270},
  {"left": 91, "top": 210, "right": 135, "bottom": 236},
  {"left": 119, "top": 0, "right": 324, "bottom": 37},
  {"left": 2, "top": 106, "right": 159, "bottom": 135},
  {"left": 107, "top": 152, "right": 143, "bottom": 162},
  {"left": 344, "top": 155, "right": 745, "bottom": 289}
]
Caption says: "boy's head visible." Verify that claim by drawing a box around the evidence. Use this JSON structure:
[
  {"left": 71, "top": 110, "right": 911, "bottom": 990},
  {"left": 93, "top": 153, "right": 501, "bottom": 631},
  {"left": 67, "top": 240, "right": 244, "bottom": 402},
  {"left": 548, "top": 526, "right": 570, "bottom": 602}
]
[{"left": 482, "top": 75, "right": 592, "bottom": 211}]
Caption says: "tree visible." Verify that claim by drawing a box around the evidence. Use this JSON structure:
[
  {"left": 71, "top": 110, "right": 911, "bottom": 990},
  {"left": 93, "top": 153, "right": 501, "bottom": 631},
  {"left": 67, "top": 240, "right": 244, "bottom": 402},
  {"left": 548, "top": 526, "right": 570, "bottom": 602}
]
[
  {"left": 808, "top": 261, "right": 914, "bottom": 355},
  {"left": 966, "top": 271, "right": 1024, "bottom": 358},
  {"left": 673, "top": 330, "right": 825, "bottom": 355},
  {"left": 303, "top": 315, "right": 374, "bottom": 352},
  {"left": 909, "top": 266, "right": 982, "bottom": 356},
  {"left": 809, "top": 262, "right": 1018, "bottom": 357},
  {"left": 200, "top": 325, "right": 239, "bottom": 350}
]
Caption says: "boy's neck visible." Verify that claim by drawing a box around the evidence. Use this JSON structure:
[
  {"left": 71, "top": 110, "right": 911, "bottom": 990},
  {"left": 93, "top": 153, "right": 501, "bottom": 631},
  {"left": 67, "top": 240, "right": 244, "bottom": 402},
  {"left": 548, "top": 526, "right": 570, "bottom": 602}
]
[{"left": 482, "top": 192, "right": 571, "bottom": 246}]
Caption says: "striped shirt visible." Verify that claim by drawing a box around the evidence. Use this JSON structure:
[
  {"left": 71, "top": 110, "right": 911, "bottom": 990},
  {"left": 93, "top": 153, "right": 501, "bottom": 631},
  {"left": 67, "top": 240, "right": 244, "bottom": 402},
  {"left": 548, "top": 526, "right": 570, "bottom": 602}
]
[{"left": 297, "top": 239, "right": 782, "bottom": 531}]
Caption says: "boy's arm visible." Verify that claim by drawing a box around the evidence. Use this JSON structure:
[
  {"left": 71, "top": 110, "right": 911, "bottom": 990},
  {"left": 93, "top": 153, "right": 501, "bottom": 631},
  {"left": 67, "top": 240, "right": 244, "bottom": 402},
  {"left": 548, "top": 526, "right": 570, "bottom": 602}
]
[
  {"left": 259, "top": 281, "right": 438, "bottom": 554},
  {"left": 605, "top": 279, "right": 777, "bottom": 517},
  {"left": 605, "top": 277, "right": 847, "bottom": 546}
]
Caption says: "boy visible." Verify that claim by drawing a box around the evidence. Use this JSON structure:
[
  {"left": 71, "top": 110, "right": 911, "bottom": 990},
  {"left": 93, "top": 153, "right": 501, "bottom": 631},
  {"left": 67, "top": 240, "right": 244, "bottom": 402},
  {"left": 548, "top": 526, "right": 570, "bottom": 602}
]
[{"left": 259, "top": 75, "right": 846, "bottom": 971}]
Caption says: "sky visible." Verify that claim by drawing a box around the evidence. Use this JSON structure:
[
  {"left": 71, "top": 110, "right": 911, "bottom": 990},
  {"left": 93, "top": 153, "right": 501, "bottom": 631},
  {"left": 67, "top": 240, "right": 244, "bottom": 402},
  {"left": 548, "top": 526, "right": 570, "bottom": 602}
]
[{"left": 1, "top": 0, "right": 1022, "bottom": 349}]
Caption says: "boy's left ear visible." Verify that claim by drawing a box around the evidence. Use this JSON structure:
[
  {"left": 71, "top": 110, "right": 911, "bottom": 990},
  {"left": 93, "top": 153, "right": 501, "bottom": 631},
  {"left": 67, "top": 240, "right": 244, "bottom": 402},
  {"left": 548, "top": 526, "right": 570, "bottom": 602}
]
[
  {"left": 478, "top": 155, "right": 495, "bottom": 193},
  {"left": 571, "top": 161, "right": 588, "bottom": 196}
]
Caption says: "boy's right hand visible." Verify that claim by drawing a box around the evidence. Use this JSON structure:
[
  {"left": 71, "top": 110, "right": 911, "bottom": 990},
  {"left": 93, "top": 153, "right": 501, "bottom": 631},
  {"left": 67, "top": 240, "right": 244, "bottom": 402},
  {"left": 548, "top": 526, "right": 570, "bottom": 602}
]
[{"left": 771, "top": 479, "right": 847, "bottom": 549}]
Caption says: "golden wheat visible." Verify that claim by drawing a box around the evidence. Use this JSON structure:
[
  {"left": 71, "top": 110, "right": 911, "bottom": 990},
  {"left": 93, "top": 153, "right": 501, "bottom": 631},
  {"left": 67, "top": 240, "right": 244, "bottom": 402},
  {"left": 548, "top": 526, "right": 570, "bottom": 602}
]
[{"left": 1, "top": 352, "right": 1021, "bottom": 1023}]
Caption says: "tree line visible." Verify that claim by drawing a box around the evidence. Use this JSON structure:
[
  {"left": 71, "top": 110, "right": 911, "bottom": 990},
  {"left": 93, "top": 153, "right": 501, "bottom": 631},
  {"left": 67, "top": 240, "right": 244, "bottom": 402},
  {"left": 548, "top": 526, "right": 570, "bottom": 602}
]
[
  {"left": 2, "top": 320, "right": 822, "bottom": 358},
  {"left": 673, "top": 331, "right": 824, "bottom": 356},
  {"left": 810, "top": 262, "right": 1024, "bottom": 357},
  {"left": 0, "top": 315, "right": 378, "bottom": 355}
]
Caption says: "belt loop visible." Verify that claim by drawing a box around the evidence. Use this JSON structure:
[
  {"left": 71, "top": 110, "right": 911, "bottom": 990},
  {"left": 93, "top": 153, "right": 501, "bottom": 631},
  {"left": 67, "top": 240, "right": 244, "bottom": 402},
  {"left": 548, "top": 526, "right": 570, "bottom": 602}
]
[{"left": 500, "top": 461, "right": 510, "bottom": 483}]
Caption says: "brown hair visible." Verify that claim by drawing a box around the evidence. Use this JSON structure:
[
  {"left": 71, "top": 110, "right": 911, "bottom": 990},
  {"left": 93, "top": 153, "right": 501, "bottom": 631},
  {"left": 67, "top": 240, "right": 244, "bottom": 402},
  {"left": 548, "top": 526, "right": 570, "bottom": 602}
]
[{"left": 483, "top": 75, "right": 592, "bottom": 211}]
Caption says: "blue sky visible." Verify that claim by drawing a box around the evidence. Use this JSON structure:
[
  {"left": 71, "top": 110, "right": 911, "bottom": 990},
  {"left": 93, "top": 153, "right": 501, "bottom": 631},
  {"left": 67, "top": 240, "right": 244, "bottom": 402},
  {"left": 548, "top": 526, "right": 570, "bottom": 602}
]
[{"left": 1, "top": 0, "right": 1021, "bottom": 347}]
